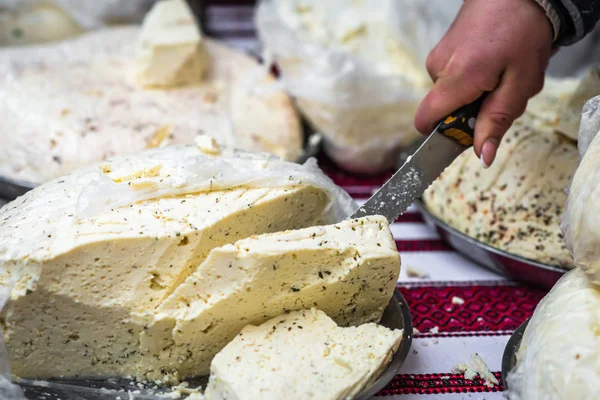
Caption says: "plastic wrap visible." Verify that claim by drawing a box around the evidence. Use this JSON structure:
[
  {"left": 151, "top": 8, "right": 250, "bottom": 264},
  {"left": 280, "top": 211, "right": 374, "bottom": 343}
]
[
  {"left": 256, "top": 0, "right": 461, "bottom": 174},
  {"left": 506, "top": 268, "right": 600, "bottom": 399},
  {"left": 0, "top": 143, "right": 355, "bottom": 261},
  {"left": 562, "top": 95, "right": 600, "bottom": 284},
  {"left": 0, "top": 0, "right": 154, "bottom": 46},
  {"left": 75, "top": 145, "right": 356, "bottom": 222}
]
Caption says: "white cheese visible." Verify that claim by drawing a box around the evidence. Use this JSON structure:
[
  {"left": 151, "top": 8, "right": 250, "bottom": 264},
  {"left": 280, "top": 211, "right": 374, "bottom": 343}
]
[
  {"left": 203, "top": 308, "right": 403, "bottom": 400},
  {"left": 526, "top": 67, "right": 600, "bottom": 141},
  {"left": 145, "top": 215, "right": 400, "bottom": 378},
  {"left": 0, "top": 27, "right": 303, "bottom": 183},
  {"left": 425, "top": 118, "right": 577, "bottom": 268},
  {"left": 563, "top": 96, "right": 600, "bottom": 284},
  {"left": 256, "top": 0, "right": 457, "bottom": 173},
  {"left": 135, "top": 0, "right": 209, "bottom": 88},
  {"left": 0, "top": 145, "right": 343, "bottom": 380},
  {"left": 0, "top": 2, "right": 83, "bottom": 47},
  {"left": 507, "top": 268, "right": 600, "bottom": 399}
]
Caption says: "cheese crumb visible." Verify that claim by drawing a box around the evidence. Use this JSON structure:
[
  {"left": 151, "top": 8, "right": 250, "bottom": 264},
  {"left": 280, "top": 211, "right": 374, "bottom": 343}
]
[
  {"left": 195, "top": 135, "right": 221, "bottom": 155},
  {"left": 451, "top": 354, "right": 498, "bottom": 387},
  {"left": 429, "top": 326, "right": 439, "bottom": 334},
  {"left": 406, "top": 265, "right": 429, "bottom": 279},
  {"left": 452, "top": 296, "right": 465, "bottom": 305}
]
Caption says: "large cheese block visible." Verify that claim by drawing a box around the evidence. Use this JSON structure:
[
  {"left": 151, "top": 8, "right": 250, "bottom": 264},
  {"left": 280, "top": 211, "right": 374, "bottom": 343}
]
[
  {"left": 0, "top": 144, "right": 351, "bottom": 380},
  {"left": 204, "top": 308, "right": 403, "bottom": 400},
  {"left": 0, "top": 26, "right": 302, "bottom": 184},
  {"left": 146, "top": 215, "right": 400, "bottom": 378},
  {"left": 135, "top": 0, "right": 209, "bottom": 88},
  {"left": 424, "top": 118, "right": 577, "bottom": 268},
  {"left": 507, "top": 268, "right": 600, "bottom": 399}
]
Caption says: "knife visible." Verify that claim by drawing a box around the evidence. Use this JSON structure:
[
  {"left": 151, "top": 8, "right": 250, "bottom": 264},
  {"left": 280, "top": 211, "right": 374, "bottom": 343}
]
[{"left": 351, "top": 95, "right": 487, "bottom": 222}]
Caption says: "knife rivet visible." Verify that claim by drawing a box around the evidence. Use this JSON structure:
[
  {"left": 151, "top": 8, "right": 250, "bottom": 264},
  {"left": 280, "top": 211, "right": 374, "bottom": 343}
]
[{"left": 468, "top": 117, "right": 476, "bottom": 129}]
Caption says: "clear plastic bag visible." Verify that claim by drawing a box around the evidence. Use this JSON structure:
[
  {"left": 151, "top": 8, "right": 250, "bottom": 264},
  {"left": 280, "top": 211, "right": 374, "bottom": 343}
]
[
  {"left": 0, "top": 0, "right": 155, "bottom": 47},
  {"left": 562, "top": 95, "right": 600, "bottom": 285},
  {"left": 506, "top": 268, "right": 600, "bottom": 399},
  {"left": 255, "top": 0, "right": 461, "bottom": 173}
]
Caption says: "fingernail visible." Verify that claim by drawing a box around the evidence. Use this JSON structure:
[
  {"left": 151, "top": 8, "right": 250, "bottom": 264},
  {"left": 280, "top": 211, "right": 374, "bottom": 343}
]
[{"left": 481, "top": 138, "right": 499, "bottom": 169}]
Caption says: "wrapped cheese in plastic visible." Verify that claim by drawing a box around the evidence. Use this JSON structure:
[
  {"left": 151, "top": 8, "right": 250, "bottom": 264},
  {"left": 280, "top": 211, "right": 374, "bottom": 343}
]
[
  {"left": 506, "top": 268, "right": 600, "bottom": 399},
  {"left": 0, "top": 0, "right": 155, "bottom": 46},
  {"left": 256, "top": 0, "right": 462, "bottom": 174},
  {"left": 562, "top": 95, "right": 600, "bottom": 284}
]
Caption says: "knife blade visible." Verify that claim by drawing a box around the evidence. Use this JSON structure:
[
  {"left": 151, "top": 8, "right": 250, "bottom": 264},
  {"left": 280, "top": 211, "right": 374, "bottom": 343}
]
[{"left": 351, "top": 95, "right": 487, "bottom": 222}]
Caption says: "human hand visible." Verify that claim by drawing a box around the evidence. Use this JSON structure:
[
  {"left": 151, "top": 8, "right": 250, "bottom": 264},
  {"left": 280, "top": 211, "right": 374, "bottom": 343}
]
[{"left": 414, "top": 0, "right": 554, "bottom": 167}]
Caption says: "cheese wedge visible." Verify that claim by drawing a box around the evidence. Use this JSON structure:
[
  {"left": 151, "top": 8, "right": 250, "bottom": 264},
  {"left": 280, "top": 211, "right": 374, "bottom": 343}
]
[
  {"left": 135, "top": 0, "right": 209, "bottom": 88},
  {"left": 0, "top": 145, "right": 344, "bottom": 380},
  {"left": 141, "top": 215, "right": 400, "bottom": 379},
  {"left": 507, "top": 268, "right": 600, "bottom": 399},
  {"left": 204, "top": 308, "right": 402, "bottom": 400}
]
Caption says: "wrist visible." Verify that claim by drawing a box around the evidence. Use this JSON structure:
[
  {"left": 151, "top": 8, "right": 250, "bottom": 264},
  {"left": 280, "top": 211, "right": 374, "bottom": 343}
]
[{"left": 529, "top": 0, "right": 563, "bottom": 43}]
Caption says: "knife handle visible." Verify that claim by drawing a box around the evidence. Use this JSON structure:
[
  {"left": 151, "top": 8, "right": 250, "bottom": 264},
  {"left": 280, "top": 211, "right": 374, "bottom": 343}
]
[{"left": 437, "top": 94, "right": 487, "bottom": 147}]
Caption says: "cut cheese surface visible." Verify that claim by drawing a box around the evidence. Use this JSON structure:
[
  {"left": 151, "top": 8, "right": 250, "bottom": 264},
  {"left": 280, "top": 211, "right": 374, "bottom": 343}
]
[
  {"left": 0, "top": 144, "right": 352, "bottom": 380},
  {"left": 204, "top": 308, "right": 403, "bottom": 400},
  {"left": 135, "top": 0, "right": 209, "bottom": 88},
  {"left": 0, "top": 27, "right": 302, "bottom": 183},
  {"left": 507, "top": 268, "right": 600, "bottom": 399},
  {"left": 144, "top": 215, "right": 400, "bottom": 378},
  {"left": 424, "top": 118, "right": 577, "bottom": 268}
]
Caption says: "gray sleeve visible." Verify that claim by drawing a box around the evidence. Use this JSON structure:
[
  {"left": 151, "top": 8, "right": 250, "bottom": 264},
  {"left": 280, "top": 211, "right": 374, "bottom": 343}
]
[{"left": 534, "top": 0, "right": 600, "bottom": 45}]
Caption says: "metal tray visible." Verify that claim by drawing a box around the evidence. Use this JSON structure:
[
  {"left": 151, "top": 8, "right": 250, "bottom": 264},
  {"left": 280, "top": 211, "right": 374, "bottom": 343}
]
[
  {"left": 0, "top": 129, "right": 323, "bottom": 202},
  {"left": 501, "top": 318, "right": 529, "bottom": 391},
  {"left": 415, "top": 199, "right": 567, "bottom": 289},
  {"left": 15, "top": 289, "right": 412, "bottom": 400}
]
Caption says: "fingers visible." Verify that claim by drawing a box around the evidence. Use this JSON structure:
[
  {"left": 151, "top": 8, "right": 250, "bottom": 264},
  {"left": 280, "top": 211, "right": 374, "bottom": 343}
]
[
  {"left": 474, "top": 68, "right": 545, "bottom": 167},
  {"left": 415, "top": 52, "right": 502, "bottom": 135}
]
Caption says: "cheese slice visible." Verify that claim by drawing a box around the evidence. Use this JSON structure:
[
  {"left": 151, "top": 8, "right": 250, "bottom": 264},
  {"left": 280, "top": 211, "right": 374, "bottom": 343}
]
[
  {"left": 203, "top": 308, "right": 402, "bottom": 400},
  {"left": 142, "top": 215, "right": 400, "bottom": 379},
  {"left": 507, "top": 268, "right": 600, "bottom": 399},
  {"left": 1, "top": 145, "right": 344, "bottom": 380},
  {"left": 135, "top": 0, "right": 209, "bottom": 88}
]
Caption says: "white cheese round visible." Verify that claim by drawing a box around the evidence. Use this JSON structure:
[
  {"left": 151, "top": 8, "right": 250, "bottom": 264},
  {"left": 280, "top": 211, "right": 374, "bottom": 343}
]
[
  {"left": 507, "top": 268, "right": 600, "bottom": 399},
  {"left": 0, "top": 27, "right": 303, "bottom": 184}
]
